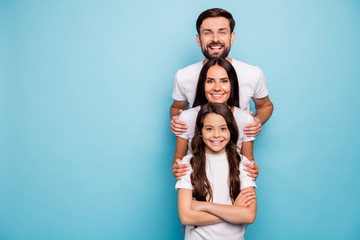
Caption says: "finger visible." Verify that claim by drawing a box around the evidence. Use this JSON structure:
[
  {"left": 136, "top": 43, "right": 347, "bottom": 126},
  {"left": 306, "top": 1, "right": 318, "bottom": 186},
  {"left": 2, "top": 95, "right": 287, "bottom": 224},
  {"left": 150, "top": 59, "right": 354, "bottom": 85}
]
[
  {"left": 243, "top": 125, "right": 261, "bottom": 132},
  {"left": 249, "top": 110, "right": 254, "bottom": 115},
  {"left": 245, "top": 199, "right": 255, "bottom": 207},
  {"left": 175, "top": 172, "right": 187, "bottom": 178},
  {"left": 171, "top": 123, "right": 188, "bottom": 131},
  {"left": 173, "top": 118, "right": 187, "bottom": 127}
]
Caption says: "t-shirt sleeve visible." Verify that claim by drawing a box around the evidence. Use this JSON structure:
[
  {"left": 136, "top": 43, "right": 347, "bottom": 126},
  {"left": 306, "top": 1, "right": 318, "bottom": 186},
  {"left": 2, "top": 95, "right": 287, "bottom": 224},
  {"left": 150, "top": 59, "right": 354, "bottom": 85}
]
[
  {"left": 243, "top": 113, "right": 255, "bottom": 142},
  {"left": 239, "top": 155, "right": 257, "bottom": 190},
  {"left": 175, "top": 155, "right": 193, "bottom": 190},
  {"left": 253, "top": 68, "right": 269, "bottom": 99},
  {"left": 172, "top": 70, "right": 187, "bottom": 101},
  {"left": 176, "top": 111, "right": 190, "bottom": 139}
]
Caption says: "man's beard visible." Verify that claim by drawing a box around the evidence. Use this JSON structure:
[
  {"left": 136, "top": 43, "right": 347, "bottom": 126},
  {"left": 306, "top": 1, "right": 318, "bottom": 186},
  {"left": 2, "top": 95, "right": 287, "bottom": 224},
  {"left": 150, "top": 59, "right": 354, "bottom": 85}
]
[{"left": 201, "top": 41, "right": 231, "bottom": 59}]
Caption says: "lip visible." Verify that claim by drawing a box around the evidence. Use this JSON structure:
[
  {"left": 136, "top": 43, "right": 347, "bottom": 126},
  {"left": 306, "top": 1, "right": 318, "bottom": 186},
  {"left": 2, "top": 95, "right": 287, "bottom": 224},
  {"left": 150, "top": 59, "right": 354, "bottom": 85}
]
[
  {"left": 210, "top": 140, "right": 224, "bottom": 146},
  {"left": 210, "top": 93, "right": 225, "bottom": 100},
  {"left": 208, "top": 44, "right": 224, "bottom": 52}
]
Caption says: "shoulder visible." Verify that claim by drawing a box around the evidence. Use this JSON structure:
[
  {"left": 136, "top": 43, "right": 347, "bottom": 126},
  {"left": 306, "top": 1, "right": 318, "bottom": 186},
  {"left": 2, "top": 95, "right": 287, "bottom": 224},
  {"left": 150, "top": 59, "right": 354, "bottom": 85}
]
[
  {"left": 176, "top": 61, "right": 203, "bottom": 78},
  {"left": 233, "top": 107, "right": 254, "bottom": 124},
  {"left": 232, "top": 59, "right": 262, "bottom": 72},
  {"left": 179, "top": 106, "right": 201, "bottom": 121},
  {"left": 181, "top": 154, "right": 193, "bottom": 165},
  {"left": 231, "top": 59, "right": 263, "bottom": 79}
]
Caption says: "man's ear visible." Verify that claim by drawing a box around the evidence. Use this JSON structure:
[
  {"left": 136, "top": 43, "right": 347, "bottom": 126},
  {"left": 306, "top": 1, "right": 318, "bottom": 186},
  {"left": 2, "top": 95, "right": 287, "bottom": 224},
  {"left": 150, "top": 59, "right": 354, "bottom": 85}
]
[
  {"left": 196, "top": 34, "right": 201, "bottom": 47},
  {"left": 230, "top": 32, "right": 235, "bottom": 46}
]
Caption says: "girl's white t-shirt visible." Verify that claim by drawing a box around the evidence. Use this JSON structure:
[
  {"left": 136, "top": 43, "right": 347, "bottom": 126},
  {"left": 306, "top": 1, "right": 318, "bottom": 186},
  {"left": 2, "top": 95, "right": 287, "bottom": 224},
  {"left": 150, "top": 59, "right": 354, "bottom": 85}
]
[{"left": 175, "top": 153, "right": 257, "bottom": 240}]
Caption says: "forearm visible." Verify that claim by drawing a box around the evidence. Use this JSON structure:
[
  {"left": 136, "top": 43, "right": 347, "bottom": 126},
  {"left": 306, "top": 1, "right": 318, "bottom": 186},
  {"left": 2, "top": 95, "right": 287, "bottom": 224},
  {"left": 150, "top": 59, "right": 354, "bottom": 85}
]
[
  {"left": 179, "top": 208, "right": 223, "bottom": 226},
  {"left": 254, "top": 101, "right": 273, "bottom": 125},
  {"left": 200, "top": 202, "right": 256, "bottom": 224},
  {"left": 178, "top": 189, "right": 223, "bottom": 226},
  {"left": 241, "top": 141, "right": 254, "bottom": 161},
  {"left": 170, "top": 101, "right": 187, "bottom": 118}
]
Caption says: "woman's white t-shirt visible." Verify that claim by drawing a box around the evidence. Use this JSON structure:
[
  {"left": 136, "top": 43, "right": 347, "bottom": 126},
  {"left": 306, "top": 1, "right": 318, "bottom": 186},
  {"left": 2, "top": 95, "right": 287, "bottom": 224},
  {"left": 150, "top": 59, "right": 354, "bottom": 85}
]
[{"left": 176, "top": 106, "right": 255, "bottom": 153}]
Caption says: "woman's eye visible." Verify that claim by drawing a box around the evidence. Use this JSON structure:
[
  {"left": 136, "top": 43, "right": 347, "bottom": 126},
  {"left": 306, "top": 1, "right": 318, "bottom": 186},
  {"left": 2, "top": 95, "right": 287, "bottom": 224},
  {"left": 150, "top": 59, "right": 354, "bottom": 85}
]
[
  {"left": 205, "top": 127, "right": 212, "bottom": 131},
  {"left": 221, "top": 79, "right": 229, "bottom": 83},
  {"left": 221, "top": 127, "right": 228, "bottom": 131},
  {"left": 206, "top": 80, "right": 214, "bottom": 83}
]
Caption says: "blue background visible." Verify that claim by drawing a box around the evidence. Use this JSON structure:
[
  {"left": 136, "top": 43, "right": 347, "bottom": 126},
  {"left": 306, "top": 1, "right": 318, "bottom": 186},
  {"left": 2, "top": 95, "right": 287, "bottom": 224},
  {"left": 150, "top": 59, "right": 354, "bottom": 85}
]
[{"left": 1, "top": 0, "right": 360, "bottom": 239}]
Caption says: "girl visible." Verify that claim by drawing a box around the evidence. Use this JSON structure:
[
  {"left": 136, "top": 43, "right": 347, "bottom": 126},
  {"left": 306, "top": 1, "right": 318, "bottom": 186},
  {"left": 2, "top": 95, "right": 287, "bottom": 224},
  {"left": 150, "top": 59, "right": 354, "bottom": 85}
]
[
  {"left": 176, "top": 102, "right": 257, "bottom": 239},
  {"left": 173, "top": 58, "right": 259, "bottom": 181}
]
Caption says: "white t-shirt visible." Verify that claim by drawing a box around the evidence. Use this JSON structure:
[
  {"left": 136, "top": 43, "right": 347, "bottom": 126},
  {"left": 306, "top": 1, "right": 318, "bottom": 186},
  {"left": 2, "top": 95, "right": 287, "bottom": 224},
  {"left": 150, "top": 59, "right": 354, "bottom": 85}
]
[
  {"left": 175, "top": 153, "right": 257, "bottom": 240},
  {"left": 177, "top": 106, "right": 255, "bottom": 153},
  {"left": 172, "top": 59, "right": 269, "bottom": 110}
]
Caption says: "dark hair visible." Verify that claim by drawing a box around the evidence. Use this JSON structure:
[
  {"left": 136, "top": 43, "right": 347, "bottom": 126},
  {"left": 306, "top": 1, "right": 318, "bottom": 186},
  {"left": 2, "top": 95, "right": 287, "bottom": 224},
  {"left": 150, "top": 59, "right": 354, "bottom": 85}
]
[
  {"left": 193, "top": 58, "right": 239, "bottom": 108},
  {"left": 190, "top": 102, "right": 241, "bottom": 203},
  {"left": 196, "top": 8, "right": 236, "bottom": 34}
]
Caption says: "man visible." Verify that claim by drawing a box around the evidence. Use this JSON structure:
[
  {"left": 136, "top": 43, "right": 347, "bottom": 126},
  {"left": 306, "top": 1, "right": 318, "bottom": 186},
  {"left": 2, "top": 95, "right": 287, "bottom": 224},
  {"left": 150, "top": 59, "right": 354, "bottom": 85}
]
[{"left": 171, "top": 8, "right": 273, "bottom": 178}]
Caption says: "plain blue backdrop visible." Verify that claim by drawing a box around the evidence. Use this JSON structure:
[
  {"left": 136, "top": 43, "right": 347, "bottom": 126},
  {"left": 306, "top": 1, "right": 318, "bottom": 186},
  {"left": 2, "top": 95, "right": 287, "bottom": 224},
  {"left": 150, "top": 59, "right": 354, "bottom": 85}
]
[{"left": 1, "top": 0, "right": 360, "bottom": 239}]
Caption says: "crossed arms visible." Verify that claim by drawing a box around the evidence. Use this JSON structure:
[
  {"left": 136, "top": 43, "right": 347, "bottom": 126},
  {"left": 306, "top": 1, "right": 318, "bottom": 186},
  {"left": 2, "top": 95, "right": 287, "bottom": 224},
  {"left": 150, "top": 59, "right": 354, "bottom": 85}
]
[{"left": 178, "top": 187, "right": 257, "bottom": 226}]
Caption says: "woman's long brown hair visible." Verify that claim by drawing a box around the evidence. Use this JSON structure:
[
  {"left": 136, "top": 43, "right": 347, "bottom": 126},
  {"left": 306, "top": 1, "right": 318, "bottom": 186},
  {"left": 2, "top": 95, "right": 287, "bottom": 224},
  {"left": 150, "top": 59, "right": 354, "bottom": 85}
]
[{"left": 190, "top": 102, "right": 241, "bottom": 203}]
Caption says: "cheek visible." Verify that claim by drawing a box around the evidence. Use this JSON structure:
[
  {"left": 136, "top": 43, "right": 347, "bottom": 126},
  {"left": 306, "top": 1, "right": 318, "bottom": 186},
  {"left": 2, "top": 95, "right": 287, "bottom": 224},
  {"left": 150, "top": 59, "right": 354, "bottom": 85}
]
[
  {"left": 204, "top": 84, "right": 211, "bottom": 93},
  {"left": 224, "top": 84, "right": 231, "bottom": 92}
]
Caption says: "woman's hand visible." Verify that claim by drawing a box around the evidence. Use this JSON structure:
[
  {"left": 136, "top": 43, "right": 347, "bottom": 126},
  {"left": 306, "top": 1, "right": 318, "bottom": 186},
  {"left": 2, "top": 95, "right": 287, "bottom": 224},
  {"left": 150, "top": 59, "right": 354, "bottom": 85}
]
[
  {"left": 172, "top": 159, "right": 189, "bottom": 180},
  {"left": 244, "top": 160, "right": 260, "bottom": 181},
  {"left": 234, "top": 188, "right": 256, "bottom": 207}
]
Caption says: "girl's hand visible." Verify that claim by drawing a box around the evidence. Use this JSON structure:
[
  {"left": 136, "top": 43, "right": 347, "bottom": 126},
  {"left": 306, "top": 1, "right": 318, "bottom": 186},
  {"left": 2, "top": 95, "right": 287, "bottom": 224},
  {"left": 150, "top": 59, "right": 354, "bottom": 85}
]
[
  {"left": 234, "top": 188, "right": 256, "bottom": 207},
  {"left": 172, "top": 159, "right": 189, "bottom": 180},
  {"left": 244, "top": 160, "right": 260, "bottom": 181}
]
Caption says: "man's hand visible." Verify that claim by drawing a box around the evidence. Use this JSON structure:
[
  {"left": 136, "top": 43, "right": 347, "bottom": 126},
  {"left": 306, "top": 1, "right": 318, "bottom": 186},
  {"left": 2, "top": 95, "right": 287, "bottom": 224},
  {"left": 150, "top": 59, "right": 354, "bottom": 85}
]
[
  {"left": 243, "top": 111, "right": 261, "bottom": 137},
  {"left": 234, "top": 188, "right": 256, "bottom": 207},
  {"left": 170, "top": 110, "right": 188, "bottom": 135},
  {"left": 172, "top": 159, "right": 189, "bottom": 180},
  {"left": 244, "top": 160, "right": 260, "bottom": 181}
]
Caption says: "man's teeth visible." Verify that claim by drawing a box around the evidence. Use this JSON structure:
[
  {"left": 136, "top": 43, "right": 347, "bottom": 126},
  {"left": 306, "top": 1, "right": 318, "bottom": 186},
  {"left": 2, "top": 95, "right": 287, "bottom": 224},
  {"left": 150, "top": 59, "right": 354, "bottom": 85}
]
[{"left": 210, "top": 46, "right": 222, "bottom": 49}]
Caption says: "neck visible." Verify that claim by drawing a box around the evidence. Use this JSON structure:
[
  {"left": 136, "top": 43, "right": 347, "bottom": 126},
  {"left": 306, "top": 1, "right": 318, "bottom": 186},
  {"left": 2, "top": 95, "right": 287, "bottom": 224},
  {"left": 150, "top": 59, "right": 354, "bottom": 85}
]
[{"left": 203, "top": 57, "right": 232, "bottom": 65}]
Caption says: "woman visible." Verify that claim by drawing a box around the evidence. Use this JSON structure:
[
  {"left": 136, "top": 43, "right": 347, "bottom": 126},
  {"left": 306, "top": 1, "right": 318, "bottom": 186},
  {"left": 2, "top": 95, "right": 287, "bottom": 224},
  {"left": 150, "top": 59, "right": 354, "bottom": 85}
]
[{"left": 173, "top": 58, "right": 259, "bottom": 180}]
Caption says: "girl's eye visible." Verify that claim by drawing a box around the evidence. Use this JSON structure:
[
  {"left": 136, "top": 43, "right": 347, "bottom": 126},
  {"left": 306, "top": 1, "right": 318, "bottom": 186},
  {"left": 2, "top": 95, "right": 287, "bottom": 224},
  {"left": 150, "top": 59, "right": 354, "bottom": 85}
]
[
  {"left": 221, "top": 79, "right": 229, "bottom": 83},
  {"left": 205, "top": 127, "right": 212, "bottom": 131},
  {"left": 221, "top": 127, "right": 228, "bottom": 131},
  {"left": 206, "top": 80, "right": 214, "bottom": 84}
]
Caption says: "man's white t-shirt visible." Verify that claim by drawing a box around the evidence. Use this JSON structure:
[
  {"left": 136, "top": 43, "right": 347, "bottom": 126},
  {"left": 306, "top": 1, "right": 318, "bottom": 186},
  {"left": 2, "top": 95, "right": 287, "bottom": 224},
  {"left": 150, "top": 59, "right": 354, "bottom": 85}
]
[
  {"left": 175, "top": 153, "right": 257, "bottom": 240},
  {"left": 172, "top": 59, "right": 268, "bottom": 110},
  {"left": 177, "top": 106, "right": 255, "bottom": 153}
]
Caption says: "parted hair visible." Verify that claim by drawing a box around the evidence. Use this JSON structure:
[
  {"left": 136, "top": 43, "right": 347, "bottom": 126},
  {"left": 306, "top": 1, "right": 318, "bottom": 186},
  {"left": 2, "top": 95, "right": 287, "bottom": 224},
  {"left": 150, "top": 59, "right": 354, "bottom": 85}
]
[
  {"left": 196, "top": 8, "right": 236, "bottom": 34},
  {"left": 190, "top": 102, "right": 241, "bottom": 203},
  {"left": 193, "top": 58, "right": 239, "bottom": 108}
]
